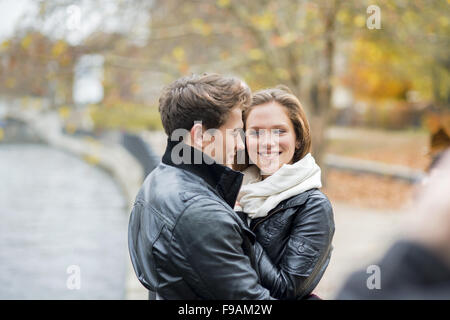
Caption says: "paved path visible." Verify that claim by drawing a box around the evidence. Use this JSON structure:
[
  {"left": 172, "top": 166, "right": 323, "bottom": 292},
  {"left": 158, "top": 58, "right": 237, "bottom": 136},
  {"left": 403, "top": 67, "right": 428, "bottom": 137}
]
[
  {"left": 0, "top": 144, "right": 128, "bottom": 299},
  {"left": 314, "top": 203, "right": 408, "bottom": 299}
]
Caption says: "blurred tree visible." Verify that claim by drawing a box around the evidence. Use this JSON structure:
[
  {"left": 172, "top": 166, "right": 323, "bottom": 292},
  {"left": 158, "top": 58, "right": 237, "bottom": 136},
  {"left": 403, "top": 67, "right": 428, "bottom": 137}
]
[
  {"left": 3, "top": 0, "right": 448, "bottom": 172},
  {"left": 23, "top": 0, "right": 352, "bottom": 168},
  {"left": 343, "top": 0, "right": 449, "bottom": 110},
  {"left": 142, "top": 0, "right": 360, "bottom": 172},
  {"left": 0, "top": 31, "right": 77, "bottom": 106}
]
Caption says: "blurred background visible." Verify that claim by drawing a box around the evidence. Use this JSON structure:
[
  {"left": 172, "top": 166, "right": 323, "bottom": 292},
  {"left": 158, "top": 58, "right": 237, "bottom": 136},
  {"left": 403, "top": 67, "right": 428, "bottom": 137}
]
[{"left": 0, "top": 0, "right": 448, "bottom": 299}]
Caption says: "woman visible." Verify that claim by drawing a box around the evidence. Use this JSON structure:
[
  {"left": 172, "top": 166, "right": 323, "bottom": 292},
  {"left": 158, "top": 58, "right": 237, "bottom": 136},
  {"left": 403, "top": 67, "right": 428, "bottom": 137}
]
[{"left": 234, "top": 86, "right": 335, "bottom": 300}]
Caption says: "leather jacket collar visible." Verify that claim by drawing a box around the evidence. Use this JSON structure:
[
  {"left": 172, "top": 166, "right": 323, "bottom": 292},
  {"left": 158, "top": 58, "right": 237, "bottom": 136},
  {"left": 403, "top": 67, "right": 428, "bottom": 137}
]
[
  {"left": 162, "top": 137, "right": 243, "bottom": 209},
  {"left": 282, "top": 191, "right": 310, "bottom": 209}
]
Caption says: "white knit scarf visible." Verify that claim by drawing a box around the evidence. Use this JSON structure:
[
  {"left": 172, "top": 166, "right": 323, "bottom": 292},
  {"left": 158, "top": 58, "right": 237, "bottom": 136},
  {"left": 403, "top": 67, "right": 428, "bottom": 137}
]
[{"left": 235, "top": 153, "right": 322, "bottom": 219}]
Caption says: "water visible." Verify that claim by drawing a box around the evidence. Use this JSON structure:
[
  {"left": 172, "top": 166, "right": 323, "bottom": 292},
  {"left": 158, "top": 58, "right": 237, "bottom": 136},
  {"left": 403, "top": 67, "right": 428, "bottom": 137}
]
[{"left": 0, "top": 144, "right": 128, "bottom": 299}]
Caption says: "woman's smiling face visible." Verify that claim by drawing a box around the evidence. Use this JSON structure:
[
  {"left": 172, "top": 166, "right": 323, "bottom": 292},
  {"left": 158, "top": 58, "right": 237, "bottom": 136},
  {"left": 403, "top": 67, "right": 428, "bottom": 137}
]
[{"left": 245, "top": 101, "right": 298, "bottom": 177}]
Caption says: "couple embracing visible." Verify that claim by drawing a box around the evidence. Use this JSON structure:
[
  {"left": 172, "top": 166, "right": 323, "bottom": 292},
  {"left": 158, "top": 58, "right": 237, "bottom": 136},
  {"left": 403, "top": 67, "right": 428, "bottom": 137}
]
[{"left": 128, "top": 73, "right": 335, "bottom": 300}]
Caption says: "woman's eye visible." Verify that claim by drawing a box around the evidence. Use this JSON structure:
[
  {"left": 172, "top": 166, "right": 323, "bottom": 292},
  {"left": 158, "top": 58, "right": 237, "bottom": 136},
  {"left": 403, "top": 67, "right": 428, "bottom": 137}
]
[
  {"left": 273, "top": 129, "right": 285, "bottom": 135},
  {"left": 247, "top": 129, "right": 285, "bottom": 136}
]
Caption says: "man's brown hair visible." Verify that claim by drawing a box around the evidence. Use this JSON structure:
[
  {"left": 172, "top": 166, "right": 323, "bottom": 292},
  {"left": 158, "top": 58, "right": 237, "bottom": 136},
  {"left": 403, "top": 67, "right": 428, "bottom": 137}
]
[
  {"left": 158, "top": 73, "right": 251, "bottom": 136},
  {"left": 234, "top": 85, "right": 311, "bottom": 171}
]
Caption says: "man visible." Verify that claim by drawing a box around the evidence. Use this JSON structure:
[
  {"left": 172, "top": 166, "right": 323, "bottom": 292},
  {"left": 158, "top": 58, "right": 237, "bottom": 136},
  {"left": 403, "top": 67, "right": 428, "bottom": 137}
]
[{"left": 128, "top": 73, "right": 273, "bottom": 299}]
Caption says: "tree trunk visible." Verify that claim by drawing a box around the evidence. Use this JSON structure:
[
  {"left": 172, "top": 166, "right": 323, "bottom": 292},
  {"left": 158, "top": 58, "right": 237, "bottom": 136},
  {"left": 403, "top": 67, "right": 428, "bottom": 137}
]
[{"left": 308, "top": 0, "right": 338, "bottom": 187}]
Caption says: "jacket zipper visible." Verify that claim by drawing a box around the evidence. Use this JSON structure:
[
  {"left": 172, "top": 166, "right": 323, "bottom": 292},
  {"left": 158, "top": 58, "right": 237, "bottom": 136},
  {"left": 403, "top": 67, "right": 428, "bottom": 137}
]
[
  {"left": 297, "top": 231, "right": 333, "bottom": 298},
  {"left": 250, "top": 206, "right": 285, "bottom": 232}
]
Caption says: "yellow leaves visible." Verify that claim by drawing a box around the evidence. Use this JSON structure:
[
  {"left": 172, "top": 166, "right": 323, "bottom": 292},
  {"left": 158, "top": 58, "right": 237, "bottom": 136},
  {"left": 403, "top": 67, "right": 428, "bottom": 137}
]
[
  {"left": 251, "top": 12, "right": 275, "bottom": 31},
  {"left": 353, "top": 39, "right": 384, "bottom": 64},
  {"left": 201, "top": 25, "right": 212, "bottom": 36},
  {"left": 0, "top": 127, "right": 4, "bottom": 141},
  {"left": 5, "top": 78, "right": 16, "bottom": 88},
  {"left": 337, "top": 10, "right": 350, "bottom": 24},
  {"left": 216, "top": 0, "right": 230, "bottom": 8},
  {"left": 58, "top": 105, "right": 71, "bottom": 120},
  {"left": 248, "top": 48, "right": 264, "bottom": 60},
  {"left": 439, "top": 16, "right": 449, "bottom": 28},
  {"left": 83, "top": 153, "right": 100, "bottom": 165},
  {"left": 346, "top": 39, "right": 412, "bottom": 101},
  {"left": 401, "top": 10, "right": 417, "bottom": 26},
  {"left": 191, "top": 18, "right": 212, "bottom": 36},
  {"left": 353, "top": 15, "right": 366, "bottom": 28},
  {"left": 275, "top": 68, "right": 289, "bottom": 80},
  {"left": 172, "top": 46, "right": 185, "bottom": 62},
  {"left": 171, "top": 46, "right": 190, "bottom": 73},
  {"left": 21, "top": 34, "right": 32, "bottom": 50},
  {"left": 52, "top": 40, "right": 67, "bottom": 58},
  {"left": 191, "top": 18, "right": 202, "bottom": 29},
  {"left": 59, "top": 54, "right": 72, "bottom": 67},
  {"left": 89, "top": 102, "right": 163, "bottom": 131},
  {"left": 1, "top": 40, "right": 10, "bottom": 51},
  {"left": 251, "top": 63, "right": 266, "bottom": 74}
]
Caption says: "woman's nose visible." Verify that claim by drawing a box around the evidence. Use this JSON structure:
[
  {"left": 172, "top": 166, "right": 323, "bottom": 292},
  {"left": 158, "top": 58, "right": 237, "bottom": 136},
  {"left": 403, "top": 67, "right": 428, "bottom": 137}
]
[
  {"left": 259, "top": 130, "right": 278, "bottom": 149},
  {"left": 236, "top": 133, "right": 245, "bottom": 152}
]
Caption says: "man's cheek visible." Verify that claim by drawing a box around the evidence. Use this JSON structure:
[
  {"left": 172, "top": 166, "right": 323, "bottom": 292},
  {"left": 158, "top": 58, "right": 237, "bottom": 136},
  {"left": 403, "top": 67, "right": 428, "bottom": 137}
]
[{"left": 224, "top": 136, "right": 235, "bottom": 154}]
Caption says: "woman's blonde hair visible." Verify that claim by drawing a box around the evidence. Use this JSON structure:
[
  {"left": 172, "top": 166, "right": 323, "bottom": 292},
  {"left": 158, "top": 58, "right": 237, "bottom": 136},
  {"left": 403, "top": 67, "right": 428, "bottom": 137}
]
[{"left": 233, "top": 85, "right": 311, "bottom": 171}]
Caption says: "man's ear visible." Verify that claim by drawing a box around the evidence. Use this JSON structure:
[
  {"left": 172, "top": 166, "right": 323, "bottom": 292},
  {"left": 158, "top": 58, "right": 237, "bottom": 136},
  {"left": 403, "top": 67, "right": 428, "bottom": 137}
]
[{"left": 190, "top": 122, "right": 204, "bottom": 149}]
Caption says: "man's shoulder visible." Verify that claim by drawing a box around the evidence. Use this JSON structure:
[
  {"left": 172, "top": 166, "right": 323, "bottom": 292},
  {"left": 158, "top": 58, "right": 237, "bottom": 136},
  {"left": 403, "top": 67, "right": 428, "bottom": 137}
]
[
  {"left": 138, "top": 163, "right": 207, "bottom": 201},
  {"left": 174, "top": 189, "right": 247, "bottom": 233},
  {"left": 147, "top": 162, "right": 203, "bottom": 186},
  {"left": 137, "top": 163, "right": 239, "bottom": 222},
  {"left": 174, "top": 195, "right": 246, "bottom": 243}
]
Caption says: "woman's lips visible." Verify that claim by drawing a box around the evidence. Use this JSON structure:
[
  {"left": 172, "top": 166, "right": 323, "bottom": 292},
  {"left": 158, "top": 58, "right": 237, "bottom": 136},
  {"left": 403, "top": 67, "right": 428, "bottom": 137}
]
[
  {"left": 258, "top": 152, "right": 282, "bottom": 160},
  {"left": 258, "top": 152, "right": 281, "bottom": 155}
]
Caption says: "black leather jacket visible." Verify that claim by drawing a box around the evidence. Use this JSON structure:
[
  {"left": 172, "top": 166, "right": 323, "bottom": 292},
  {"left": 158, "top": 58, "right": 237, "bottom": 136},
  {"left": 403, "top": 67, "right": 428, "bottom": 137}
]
[
  {"left": 128, "top": 139, "right": 273, "bottom": 300},
  {"left": 241, "top": 188, "right": 335, "bottom": 300}
]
